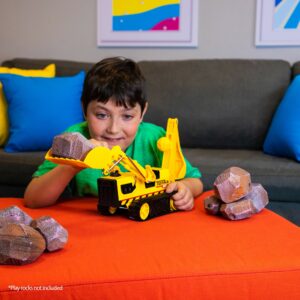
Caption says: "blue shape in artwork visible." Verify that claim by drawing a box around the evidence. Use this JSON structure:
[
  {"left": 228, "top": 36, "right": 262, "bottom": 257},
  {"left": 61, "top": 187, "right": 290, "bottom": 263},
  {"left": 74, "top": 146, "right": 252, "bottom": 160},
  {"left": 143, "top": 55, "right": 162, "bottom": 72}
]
[
  {"left": 113, "top": 4, "right": 179, "bottom": 31},
  {"left": 275, "top": 0, "right": 283, "bottom": 6},
  {"left": 285, "top": 1, "right": 300, "bottom": 28},
  {"left": 274, "top": 0, "right": 297, "bottom": 29}
]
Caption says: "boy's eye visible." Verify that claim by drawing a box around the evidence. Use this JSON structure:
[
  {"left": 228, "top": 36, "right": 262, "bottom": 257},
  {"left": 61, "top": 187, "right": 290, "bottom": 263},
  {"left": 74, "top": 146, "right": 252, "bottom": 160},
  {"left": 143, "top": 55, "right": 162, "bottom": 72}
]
[
  {"left": 96, "top": 113, "right": 108, "bottom": 119},
  {"left": 122, "top": 114, "right": 134, "bottom": 120}
]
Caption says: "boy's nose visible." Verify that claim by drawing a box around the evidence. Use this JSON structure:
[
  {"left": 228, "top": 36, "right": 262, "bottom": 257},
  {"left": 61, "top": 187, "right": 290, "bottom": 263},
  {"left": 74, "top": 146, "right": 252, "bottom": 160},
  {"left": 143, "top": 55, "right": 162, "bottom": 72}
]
[{"left": 107, "top": 118, "right": 120, "bottom": 134}]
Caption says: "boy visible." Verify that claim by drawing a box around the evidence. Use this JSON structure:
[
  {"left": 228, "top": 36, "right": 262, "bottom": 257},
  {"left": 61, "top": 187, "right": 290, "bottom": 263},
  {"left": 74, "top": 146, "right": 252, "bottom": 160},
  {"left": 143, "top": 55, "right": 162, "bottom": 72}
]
[{"left": 24, "top": 57, "right": 203, "bottom": 208}]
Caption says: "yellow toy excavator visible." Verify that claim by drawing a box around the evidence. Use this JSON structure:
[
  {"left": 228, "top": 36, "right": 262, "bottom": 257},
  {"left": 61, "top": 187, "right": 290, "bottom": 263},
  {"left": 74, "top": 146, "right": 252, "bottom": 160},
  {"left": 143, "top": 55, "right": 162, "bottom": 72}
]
[{"left": 46, "top": 118, "right": 186, "bottom": 221}]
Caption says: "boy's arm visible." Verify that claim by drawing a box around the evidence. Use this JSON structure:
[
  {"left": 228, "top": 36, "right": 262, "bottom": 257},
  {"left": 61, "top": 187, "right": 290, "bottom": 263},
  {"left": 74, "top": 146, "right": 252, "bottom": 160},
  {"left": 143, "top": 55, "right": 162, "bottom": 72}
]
[
  {"left": 166, "top": 178, "right": 203, "bottom": 211},
  {"left": 24, "top": 165, "right": 82, "bottom": 208},
  {"left": 24, "top": 138, "right": 107, "bottom": 208}
]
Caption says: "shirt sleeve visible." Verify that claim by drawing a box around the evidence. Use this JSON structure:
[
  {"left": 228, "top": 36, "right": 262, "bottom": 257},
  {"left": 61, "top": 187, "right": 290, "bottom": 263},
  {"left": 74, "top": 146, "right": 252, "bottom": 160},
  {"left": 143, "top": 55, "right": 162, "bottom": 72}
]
[
  {"left": 32, "top": 159, "right": 57, "bottom": 178},
  {"left": 184, "top": 157, "right": 202, "bottom": 179}
]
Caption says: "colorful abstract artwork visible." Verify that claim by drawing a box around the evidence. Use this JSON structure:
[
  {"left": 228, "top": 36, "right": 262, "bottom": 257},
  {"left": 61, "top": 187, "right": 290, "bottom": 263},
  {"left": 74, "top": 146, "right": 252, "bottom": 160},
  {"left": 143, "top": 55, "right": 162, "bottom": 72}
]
[
  {"left": 97, "top": 0, "right": 198, "bottom": 47},
  {"left": 273, "top": 0, "right": 300, "bottom": 29},
  {"left": 112, "top": 0, "right": 180, "bottom": 31},
  {"left": 256, "top": 0, "right": 300, "bottom": 45}
]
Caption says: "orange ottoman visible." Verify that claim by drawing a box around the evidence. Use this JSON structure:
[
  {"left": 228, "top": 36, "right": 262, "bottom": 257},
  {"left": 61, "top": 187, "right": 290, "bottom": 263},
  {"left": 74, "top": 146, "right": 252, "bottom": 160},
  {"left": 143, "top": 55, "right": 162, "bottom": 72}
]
[{"left": 0, "top": 191, "right": 300, "bottom": 300}]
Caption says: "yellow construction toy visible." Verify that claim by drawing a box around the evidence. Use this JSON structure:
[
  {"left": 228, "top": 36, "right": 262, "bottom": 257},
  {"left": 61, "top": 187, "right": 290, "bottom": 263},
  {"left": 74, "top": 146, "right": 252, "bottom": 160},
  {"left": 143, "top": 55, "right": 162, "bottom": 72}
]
[{"left": 46, "top": 118, "right": 186, "bottom": 221}]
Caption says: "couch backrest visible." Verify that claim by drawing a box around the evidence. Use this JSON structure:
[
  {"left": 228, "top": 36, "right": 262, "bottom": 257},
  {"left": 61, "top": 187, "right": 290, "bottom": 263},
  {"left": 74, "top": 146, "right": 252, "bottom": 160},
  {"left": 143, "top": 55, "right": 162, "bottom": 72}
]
[
  {"left": 139, "top": 59, "right": 291, "bottom": 149},
  {"left": 2, "top": 58, "right": 292, "bottom": 150}
]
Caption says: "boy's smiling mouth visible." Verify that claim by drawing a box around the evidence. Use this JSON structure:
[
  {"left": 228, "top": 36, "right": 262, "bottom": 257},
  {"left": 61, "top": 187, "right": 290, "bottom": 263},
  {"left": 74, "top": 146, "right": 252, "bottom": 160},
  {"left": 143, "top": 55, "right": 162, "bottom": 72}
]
[{"left": 102, "top": 136, "right": 124, "bottom": 144}]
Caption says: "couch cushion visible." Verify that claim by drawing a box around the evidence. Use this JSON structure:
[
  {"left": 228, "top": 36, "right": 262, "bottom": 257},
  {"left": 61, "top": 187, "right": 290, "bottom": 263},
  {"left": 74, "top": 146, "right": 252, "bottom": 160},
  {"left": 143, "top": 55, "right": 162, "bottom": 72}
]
[
  {"left": 267, "top": 201, "right": 300, "bottom": 227},
  {"left": 263, "top": 75, "right": 300, "bottom": 161},
  {"left": 0, "top": 149, "right": 44, "bottom": 197},
  {"left": 139, "top": 59, "right": 291, "bottom": 149},
  {"left": 0, "top": 72, "right": 85, "bottom": 152},
  {"left": 2, "top": 58, "right": 93, "bottom": 76},
  {"left": 0, "top": 149, "right": 45, "bottom": 186},
  {"left": 0, "top": 148, "right": 73, "bottom": 198},
  {"left": 0, "top": 64, "right": 56, "bottom": 146}
]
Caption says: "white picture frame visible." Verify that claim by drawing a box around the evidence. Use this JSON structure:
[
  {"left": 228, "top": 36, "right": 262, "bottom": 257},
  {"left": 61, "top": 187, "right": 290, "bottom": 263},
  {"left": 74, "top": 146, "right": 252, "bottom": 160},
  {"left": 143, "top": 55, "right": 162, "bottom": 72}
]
[
  {"left": 256, "top": 0, "right": 300, "bottom": 46},
  {"left": 97, "top": 0, "right": 198, "bottom": 47}
]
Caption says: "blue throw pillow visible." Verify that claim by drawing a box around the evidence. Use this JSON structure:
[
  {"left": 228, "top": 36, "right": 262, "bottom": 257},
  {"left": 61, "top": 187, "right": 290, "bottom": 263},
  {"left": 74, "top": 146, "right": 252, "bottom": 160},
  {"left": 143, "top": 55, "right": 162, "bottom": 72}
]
[
  {"left": 263, "top": 75, "right": 300, "bottom": 161},
  {"left": 0, "top": 72, "right": 85, "bottom": 152}
]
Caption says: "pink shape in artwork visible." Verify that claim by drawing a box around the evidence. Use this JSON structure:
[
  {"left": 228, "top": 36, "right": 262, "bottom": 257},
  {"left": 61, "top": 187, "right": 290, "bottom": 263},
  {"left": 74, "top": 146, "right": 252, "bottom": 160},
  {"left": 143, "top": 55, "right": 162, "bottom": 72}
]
[{"left": 151, "top": 17, "right": 179, "bottom": 31}]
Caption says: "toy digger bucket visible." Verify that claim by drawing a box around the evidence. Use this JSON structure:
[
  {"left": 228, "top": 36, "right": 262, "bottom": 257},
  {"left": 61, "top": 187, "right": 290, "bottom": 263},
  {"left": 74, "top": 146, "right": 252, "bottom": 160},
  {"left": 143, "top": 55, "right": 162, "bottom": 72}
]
[{"left": 45, "top": 146, "right": 115, "bottom": 170}]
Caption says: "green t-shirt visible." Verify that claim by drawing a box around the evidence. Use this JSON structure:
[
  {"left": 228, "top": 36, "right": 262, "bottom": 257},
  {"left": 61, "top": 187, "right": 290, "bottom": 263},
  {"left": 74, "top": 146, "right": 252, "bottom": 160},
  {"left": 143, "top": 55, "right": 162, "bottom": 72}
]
[{"left": 34, "top": 121, "right": 201, "bottom": 196}]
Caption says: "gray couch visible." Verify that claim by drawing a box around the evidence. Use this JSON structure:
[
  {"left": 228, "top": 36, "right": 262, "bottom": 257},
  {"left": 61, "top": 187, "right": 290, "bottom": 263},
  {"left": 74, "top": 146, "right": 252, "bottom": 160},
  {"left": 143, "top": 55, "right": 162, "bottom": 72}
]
[{"left": 1, "top": 58, "right": 300, "bottom": 225}]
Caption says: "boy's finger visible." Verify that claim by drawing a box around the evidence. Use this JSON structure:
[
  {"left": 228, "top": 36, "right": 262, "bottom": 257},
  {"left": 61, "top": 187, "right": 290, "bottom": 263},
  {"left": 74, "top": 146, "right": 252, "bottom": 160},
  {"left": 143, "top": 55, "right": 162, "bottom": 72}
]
[
  {"left": 177, "top": 203, "right": 194, "bottom": 211},
  {"left": 172, "top": 189, "right": 186, "bottom": 200},
  {"left": 166, "top": 182, "right": 177, "bottom": 193},
  {"left": 175, "top": 199, "right": 194, "bottom": 211},
  {"left": 89, "top": 139, "right": 108, "bottom": 147}
]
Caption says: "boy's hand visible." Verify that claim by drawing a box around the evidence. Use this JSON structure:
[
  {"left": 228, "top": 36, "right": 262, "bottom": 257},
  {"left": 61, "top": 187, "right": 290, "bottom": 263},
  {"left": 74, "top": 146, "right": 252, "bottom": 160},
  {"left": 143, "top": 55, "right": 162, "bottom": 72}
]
[
  {"left": 166, "top": 181, "right": 194, "bottom": 211},
  {"left": 89, "top": 139, "right": 109, "bottom": 148}
]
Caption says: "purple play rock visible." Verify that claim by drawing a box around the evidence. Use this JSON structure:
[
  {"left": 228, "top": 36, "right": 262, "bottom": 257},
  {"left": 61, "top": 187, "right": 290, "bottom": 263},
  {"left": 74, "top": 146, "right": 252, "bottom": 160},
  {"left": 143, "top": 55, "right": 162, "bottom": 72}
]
[
  {"left": 0, "top": 223, "right": 46, "bottom": 265},
  {"left": 247, "top": 183, "right": 269, "bottom": 213},
  {"left": 52, "top": 132, "right": 95, "bottom": 160},
  {"left": 214, "top": 167, "right": 251, "bottom": 203},
  {"left": 204, "top": 195, "right": 222, "bottom": 215},
  {"left": 0, "top": 206, "right": 32, "bottom": 228},
  {"left": 220, "top": 198, "right": 254, "bottom": 220},
  {"left": 31, "top": 216, "right": 68, "bottom": 252}
]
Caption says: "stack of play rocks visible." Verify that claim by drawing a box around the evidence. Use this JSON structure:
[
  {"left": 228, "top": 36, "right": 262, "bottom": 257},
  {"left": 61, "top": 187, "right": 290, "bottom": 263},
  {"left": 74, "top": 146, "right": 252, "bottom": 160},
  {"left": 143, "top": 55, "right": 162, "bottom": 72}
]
[
  {"left": 0, "top": 206, "right": 68, "bottom": 265},
  {"left": 204, "top": 166, "right": 269, "bottom": 220}
]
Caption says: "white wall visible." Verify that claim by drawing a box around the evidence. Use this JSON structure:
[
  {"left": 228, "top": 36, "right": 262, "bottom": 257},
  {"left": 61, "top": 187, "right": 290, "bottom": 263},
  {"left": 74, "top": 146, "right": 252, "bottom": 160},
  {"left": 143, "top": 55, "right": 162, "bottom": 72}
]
[{"left": 0, "top": 0, "right": 299, "bottom": 64}]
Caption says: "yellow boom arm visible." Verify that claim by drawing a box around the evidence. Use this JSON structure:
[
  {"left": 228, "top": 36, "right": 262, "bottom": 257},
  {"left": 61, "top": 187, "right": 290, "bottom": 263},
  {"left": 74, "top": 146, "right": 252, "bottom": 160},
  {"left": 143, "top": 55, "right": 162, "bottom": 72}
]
[{"left": 157, "top": 118, "right": 186, "bottom": 181}]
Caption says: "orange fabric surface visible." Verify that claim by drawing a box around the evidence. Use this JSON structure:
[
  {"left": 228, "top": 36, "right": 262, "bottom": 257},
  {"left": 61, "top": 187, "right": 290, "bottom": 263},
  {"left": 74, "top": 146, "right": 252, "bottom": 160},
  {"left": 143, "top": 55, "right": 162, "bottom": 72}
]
[{"left": 0, "top": 191, "right": 300, "bottom": 300}]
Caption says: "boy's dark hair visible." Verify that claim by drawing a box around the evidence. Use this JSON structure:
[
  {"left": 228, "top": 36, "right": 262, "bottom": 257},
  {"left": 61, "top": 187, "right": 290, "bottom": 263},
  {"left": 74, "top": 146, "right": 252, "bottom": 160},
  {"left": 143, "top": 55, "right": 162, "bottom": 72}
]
[{"left": 81, "top": 57, "right": 147, "bottom": 115}]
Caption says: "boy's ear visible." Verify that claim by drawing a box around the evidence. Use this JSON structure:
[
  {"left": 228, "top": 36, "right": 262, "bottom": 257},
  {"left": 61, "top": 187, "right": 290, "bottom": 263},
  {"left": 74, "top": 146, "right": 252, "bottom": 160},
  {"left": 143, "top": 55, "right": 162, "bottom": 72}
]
[{"left": 140, "top": 102, "right": 148, "bottom": 121}]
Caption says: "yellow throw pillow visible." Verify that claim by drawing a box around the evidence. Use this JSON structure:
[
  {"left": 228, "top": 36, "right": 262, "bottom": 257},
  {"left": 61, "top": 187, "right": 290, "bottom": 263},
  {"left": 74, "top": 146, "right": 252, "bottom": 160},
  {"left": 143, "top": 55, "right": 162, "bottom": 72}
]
[{"left": 0, "top": 64, "right": 56, "bottom": 145}]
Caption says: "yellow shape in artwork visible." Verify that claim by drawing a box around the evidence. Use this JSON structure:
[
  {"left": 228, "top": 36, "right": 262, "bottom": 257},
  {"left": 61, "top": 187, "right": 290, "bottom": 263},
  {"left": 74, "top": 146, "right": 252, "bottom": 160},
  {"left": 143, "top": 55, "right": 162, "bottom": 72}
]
[{"left": 113, "top": 0, "right": 180, "bottom": 16}]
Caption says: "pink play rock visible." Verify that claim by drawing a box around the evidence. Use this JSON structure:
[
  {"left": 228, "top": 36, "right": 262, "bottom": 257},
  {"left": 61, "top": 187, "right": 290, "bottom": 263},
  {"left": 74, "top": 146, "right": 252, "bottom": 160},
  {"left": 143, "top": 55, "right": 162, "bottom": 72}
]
[
  {"left": 214, "top": 167, "right": 251, "bottom": 203},
  {"left": 204, "top": 195, "right": 222, "bottom": 215},
  {"left": 0, "top": 205, "right": 32, "bottom": 228},
  {"left": 51, "top": 132, "right": 95, "bottom": 160},
  {"left": 0, "top": 217, "right": 5, "bottom": 228},
  {"left": 246, "top": 183, "right": 269, "bottom": 213},
  {"left": 220, "top": 198, "right": 254, "bottom": 220},
  {"left": 31, "top": 216, "right": 68, "bottom": 252},
  {"left": 0, "top": 223, "right": 46, "bottom": 265}
]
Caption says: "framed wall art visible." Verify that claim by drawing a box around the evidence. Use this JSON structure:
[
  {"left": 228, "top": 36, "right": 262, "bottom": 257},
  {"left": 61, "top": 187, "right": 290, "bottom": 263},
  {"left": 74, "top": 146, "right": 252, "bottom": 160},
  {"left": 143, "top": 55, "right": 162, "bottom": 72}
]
[
  {"left": 97, "top": 0, "right": 198, "bottom": 47},
  {"left": 256, "top": 0, "right": 300, "bottom": 46}
]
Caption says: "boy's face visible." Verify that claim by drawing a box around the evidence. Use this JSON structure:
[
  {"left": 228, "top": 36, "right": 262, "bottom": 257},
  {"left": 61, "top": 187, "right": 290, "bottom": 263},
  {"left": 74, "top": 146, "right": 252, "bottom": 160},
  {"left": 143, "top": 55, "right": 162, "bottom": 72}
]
[{"left": 85, "top": 99, "right": 147, "bottom": 151}]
